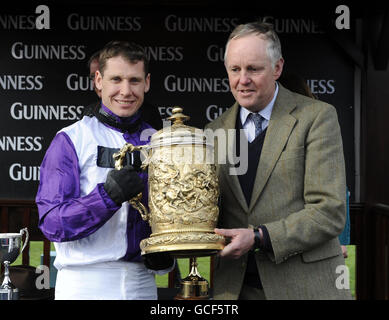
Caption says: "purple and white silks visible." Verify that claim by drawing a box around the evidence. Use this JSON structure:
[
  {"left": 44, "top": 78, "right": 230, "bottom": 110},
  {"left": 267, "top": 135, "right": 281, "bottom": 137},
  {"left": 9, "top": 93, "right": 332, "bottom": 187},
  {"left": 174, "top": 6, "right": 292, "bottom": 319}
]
[{"left": 35, "top": 104, "right": 156, "bottom": 267}]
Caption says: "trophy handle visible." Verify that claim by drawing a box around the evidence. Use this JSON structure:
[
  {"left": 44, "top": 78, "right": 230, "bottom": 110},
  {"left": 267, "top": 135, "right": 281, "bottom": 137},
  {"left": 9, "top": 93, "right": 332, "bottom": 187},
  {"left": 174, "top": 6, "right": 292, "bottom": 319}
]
[
  {"left": 113, "top": 143, "right": 149, "bottom": 171},
  {"left": 113, "top": 143, "right": 150, "bottom": 222},
  {"left": 129, "top": 193, "right": 149, "bottom": 222},
  {"left": 19, "top": 228, "right": 29, "bottom": 254}
]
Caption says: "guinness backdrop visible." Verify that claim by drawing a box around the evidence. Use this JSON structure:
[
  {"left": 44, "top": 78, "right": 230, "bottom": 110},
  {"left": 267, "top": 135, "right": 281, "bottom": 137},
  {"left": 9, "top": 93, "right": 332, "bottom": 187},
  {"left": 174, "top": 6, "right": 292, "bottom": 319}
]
[{"left": 0, "top": 3, "right": 356, "bottom": 201}]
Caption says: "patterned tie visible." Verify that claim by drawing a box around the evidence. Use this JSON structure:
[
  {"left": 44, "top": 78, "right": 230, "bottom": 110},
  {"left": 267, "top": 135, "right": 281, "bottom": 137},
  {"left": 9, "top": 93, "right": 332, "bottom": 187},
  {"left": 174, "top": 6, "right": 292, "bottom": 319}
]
[{"left": 250, "top": 113, "right": 263, "bottom": 138}]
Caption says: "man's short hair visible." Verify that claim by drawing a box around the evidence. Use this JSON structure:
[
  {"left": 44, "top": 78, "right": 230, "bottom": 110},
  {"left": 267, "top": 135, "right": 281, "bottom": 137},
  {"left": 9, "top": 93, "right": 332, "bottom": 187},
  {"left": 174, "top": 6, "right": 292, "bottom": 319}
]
[
  {"left": 98, "top": 41, "right": 149, "bottom": 76},
  {"left": 225, "top": 21, "right": 283, "bottom": 68}
]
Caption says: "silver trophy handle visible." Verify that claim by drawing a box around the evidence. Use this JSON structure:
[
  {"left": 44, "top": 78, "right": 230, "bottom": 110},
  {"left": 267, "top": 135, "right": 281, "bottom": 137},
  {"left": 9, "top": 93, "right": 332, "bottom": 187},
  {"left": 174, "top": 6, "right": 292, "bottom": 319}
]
[{"left": 19, "top": 228, "right": 29, "bottom": 253}]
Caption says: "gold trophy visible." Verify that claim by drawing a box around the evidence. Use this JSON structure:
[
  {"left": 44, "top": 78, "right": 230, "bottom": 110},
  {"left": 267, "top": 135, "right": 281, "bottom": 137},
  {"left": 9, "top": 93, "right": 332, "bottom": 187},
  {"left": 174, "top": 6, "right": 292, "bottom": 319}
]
[{"left": 113, "top": 107, "right": 224, "bottom": 299}]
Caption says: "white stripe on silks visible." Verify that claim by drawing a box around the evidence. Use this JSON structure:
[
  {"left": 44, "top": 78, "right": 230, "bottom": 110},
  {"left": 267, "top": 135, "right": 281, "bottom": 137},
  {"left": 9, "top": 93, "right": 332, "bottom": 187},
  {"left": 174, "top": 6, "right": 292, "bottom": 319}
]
[{"left": 54, "top": 260, "right": 157, "bottom": 300}]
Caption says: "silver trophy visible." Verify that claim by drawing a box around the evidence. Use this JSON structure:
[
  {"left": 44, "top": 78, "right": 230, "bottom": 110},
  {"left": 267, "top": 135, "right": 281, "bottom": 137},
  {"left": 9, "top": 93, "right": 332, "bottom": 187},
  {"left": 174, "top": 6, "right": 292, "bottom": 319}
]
[{"left": 0, "top": 228, "right": 29, "bottom": 300}]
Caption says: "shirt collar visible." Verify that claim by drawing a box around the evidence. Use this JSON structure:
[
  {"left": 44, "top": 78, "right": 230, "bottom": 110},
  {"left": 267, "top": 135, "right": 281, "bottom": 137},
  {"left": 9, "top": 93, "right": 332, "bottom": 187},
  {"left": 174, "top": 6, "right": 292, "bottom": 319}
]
[{"left": 240, "top": 82, "right": 279, "bottom": 126}]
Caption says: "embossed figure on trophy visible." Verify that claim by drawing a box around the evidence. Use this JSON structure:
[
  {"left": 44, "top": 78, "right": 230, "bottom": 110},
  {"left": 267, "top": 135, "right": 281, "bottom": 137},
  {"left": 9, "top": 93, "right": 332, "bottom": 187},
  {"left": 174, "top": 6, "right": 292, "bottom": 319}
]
[{"left": 150, "top": 163, "right": 179, "bottom": 223}]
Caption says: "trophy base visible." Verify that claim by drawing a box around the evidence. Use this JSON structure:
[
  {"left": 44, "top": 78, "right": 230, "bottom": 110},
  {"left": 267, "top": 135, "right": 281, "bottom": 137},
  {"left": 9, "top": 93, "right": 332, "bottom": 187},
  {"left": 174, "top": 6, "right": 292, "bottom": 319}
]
[
  {"left": 0, "top": 288, "right": 19, "bottom": 300},
  {"left": 174, "top": 257, "right": 210, "bottom": 300},
  {"left": 140, "top": 232, "right": 225, "bottom": 258},
  {"left": 174, "top": 276, "right": 209, "bottom": 300},
  {"left": 142, "top": 243, "right": 223, "bottom": 258}
]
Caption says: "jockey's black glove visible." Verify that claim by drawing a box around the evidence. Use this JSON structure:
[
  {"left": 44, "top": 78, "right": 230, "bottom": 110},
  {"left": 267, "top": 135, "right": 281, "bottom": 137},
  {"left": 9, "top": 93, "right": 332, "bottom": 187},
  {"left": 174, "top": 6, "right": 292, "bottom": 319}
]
[{"left": 104, "top": 165, "right": 144, "bottom": 205}]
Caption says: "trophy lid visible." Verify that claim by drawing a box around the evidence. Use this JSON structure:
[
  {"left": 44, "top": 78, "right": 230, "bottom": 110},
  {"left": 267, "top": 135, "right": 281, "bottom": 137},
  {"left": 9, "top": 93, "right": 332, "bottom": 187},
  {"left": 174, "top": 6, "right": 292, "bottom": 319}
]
[{"left": 149, "top": 107, "right": 208, "bottom": 149}]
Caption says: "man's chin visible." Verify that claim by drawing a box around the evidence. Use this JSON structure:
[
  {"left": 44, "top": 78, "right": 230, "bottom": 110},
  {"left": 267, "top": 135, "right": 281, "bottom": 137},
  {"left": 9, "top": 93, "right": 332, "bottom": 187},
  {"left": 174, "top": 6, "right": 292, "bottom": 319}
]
[{"left": 114, "top": 105, "right": 140, "bottom": 118}]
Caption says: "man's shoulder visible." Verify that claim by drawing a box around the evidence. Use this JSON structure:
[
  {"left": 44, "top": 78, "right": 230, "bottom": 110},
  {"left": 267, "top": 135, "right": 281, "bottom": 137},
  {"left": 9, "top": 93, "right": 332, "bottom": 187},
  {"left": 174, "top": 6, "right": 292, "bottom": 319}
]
[
  {"left": 59, "top": 116, "right": 102, "bottom": 139},
  {"left": 205, "top": 115, "right": 224, "bottom": 130},
  {"left": 287, "top": 89, "right": 336, "bottom": 119},
  {"left": 205, "top": 103, "right": 237, "bottom": 130}
]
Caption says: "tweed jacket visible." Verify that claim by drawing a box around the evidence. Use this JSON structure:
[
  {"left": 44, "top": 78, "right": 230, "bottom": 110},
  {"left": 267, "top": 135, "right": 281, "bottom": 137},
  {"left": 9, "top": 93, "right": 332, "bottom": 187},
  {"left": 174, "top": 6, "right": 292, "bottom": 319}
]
[{"left": 206, "top": 84, "right": 352, "bottom": 300}]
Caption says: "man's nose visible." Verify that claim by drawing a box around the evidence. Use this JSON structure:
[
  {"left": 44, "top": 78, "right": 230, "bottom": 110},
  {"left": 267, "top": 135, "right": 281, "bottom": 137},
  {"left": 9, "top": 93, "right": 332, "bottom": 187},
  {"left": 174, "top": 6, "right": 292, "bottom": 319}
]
[
  {"left": 120, "top": 81, "right": 133, "bottom": 96},
  {"left": 239, "top": 71, "right": 251, "bottom": 85}
]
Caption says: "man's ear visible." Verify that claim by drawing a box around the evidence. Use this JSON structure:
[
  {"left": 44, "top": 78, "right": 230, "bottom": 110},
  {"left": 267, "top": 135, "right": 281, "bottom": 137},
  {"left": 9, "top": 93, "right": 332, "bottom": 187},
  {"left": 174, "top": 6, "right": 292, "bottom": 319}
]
[
  {"left": 144, "top": 73, "right": 151, "bottom": 93},
  {"left": 95, "top": 70, "right": 103, "bottom": 91},
  {"left": 273, "top": 58, "right": 284, "bottom": 80}
]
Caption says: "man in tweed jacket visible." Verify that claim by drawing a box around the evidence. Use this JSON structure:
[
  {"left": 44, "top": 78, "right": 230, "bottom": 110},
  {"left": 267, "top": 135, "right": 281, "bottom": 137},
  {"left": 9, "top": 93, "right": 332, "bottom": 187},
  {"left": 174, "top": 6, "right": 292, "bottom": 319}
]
[{"left": 206, "top": 22, "right": 352, "bottom": 300}]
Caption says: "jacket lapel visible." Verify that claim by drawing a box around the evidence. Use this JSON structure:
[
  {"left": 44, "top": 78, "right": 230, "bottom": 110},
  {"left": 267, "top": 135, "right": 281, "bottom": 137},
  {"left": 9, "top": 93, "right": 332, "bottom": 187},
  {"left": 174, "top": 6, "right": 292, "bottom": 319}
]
[
  {"left": 248, "top": 85, "right": 297, "bottom": 212},
  {"left": 219, "top": 103, "right": 250, "bottom": 213}
]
